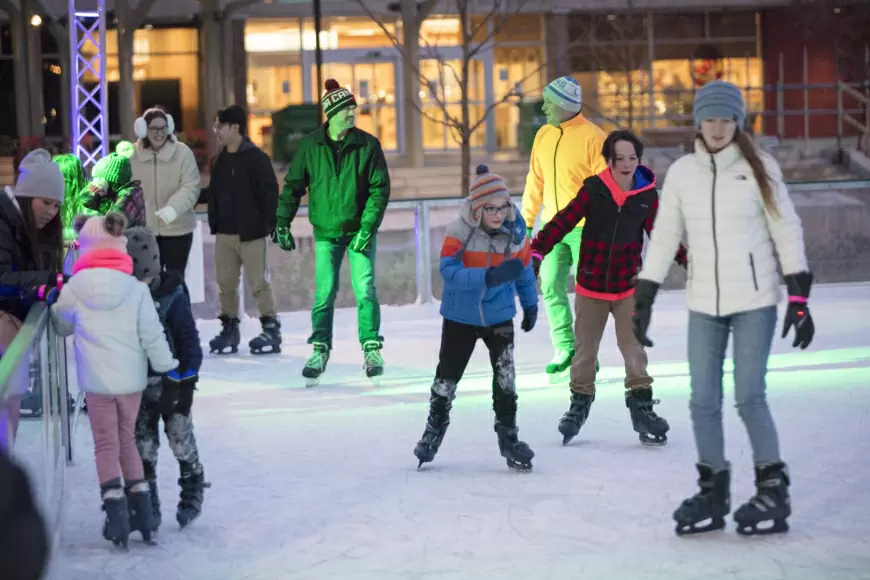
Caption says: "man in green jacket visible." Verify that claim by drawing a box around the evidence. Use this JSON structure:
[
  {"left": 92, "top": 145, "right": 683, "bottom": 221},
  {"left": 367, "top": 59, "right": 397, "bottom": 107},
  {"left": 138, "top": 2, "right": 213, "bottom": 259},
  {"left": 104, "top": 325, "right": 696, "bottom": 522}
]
[{"left": 273, "top": 79, "right": 390, "bottom": 386}]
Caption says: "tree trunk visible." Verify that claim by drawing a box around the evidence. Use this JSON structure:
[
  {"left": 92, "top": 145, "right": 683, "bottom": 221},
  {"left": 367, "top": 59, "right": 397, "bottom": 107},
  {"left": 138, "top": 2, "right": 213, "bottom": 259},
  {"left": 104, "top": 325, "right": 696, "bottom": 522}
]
[
  {"left": 458, "top": 0, "right": 471, "bottom": 197},
  {"left": 400, "top": 0, "right": 424, "bottom": 168},
  {"left": 117, "top": 25, "right": 137, "bottom": 141}
]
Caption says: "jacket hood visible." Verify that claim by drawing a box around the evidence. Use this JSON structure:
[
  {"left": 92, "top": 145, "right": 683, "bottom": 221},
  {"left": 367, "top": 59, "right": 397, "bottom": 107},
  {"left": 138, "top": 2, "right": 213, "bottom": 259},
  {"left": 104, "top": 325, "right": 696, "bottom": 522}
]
[
  {"left": 150, "top": 269, "right": 185, "bottom": 300},
  {"left": 595, "top": 165, "right": 656, "bottom": 198},
  {"left": 67, "top": 268, "right": 140, "bottom": 311}
]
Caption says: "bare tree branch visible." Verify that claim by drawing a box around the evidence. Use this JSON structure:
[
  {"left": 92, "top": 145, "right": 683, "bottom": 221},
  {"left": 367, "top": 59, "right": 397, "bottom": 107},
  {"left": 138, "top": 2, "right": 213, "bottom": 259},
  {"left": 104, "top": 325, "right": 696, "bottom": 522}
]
[{"left": 467, "top": 0, "right": 535, "bottom": 60}]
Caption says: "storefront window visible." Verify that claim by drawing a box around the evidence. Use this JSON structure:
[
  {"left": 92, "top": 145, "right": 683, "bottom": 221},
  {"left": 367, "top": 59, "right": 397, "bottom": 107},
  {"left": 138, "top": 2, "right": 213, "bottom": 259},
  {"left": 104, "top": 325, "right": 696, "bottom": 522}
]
[
  {"left": 82, "top": 28, "right": 199, "bottom": 135},
  {"left": 299, "top": 17, "right": 397, "bottom": 49},
  {"left": 493, "top": 46, "right": 544, "bottom": 149},
  {"left": 419, "top": 58, "right": 486, "bottom": 150}
]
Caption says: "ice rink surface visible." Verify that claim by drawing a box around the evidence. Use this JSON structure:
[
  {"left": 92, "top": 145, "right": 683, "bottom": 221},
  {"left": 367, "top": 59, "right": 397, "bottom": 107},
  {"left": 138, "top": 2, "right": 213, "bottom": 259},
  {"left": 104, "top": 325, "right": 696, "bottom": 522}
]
[{"left": 27, "top": 283, "right": 870, "bottom": 580}]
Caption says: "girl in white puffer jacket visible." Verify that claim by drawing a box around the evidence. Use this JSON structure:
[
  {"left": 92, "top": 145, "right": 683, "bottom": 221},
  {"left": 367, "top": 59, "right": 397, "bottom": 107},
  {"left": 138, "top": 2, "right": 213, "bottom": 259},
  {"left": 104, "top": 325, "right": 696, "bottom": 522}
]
[
  {"left": 51, "top": 212, "right": 177, "bottom": 549},
  {"left": 632, "top": 81, "right": 814, "bottom": 538}
]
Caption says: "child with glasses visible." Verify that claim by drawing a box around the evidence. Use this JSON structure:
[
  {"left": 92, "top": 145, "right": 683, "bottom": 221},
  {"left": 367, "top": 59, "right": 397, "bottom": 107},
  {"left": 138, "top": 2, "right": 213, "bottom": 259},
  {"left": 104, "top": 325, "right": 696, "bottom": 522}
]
[{"left": 413, "top": 165, "right": 538, "bottom": 471}]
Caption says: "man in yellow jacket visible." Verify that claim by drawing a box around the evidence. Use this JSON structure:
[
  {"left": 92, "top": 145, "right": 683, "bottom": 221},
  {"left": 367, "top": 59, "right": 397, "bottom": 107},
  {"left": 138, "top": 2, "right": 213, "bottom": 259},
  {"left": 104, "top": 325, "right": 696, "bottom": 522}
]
[{"left": 522, "top": 76, "right": 607, "bottom": 379}]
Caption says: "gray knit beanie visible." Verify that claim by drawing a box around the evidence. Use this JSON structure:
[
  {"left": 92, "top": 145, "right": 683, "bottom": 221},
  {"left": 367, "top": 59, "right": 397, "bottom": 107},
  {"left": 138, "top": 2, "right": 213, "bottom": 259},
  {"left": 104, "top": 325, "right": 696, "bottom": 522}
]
[
  {"left": 13, "top": 149, "right": 65, "bottom": 203},
  {"left": 125, "top": 226, "right": 162, "bottom": 281},
  {"left": 693, "top": 80, "right": 746, "bottom": 128}
]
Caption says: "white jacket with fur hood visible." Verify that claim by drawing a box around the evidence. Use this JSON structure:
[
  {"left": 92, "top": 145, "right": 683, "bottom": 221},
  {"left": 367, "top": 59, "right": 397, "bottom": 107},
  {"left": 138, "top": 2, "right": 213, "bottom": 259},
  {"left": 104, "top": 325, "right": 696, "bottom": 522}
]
[
  {"left": 639, "top": 139, "right": 808, "bottom": 317},
  {"left": 51, "top": 215, "right": 177, "bottom": 395},
  {"left": 131, "top": 138, "right": 201, "bottom": 237}
]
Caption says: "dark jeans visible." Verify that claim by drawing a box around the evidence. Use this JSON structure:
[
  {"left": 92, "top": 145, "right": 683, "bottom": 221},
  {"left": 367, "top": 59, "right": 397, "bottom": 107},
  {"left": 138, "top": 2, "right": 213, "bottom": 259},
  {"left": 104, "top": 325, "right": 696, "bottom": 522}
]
[
  {"left": 429, "top": 319, "right": 517, "bottom": 422},
  {"left": 309, "top": 236, "right": 381, "bottom": 349},
  {"left": 134, "top": 380, "right": 201, "bottom": 480},
  {"left": 156, "top": 233, "right": 194, "bottom": 276}
]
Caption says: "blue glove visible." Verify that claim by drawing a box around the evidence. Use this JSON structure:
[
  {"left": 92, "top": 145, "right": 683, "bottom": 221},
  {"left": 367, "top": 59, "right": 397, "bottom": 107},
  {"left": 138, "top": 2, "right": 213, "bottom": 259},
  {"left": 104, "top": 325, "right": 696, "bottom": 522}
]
[
  {"left": 521, "top": 306, "right": 537, "bottom": 332},
  {"left": 484, "top": 258, "right": 524, "bottom": 287},
  {"left": 349, "top": 229, "right": 373, "bottom": 253}
]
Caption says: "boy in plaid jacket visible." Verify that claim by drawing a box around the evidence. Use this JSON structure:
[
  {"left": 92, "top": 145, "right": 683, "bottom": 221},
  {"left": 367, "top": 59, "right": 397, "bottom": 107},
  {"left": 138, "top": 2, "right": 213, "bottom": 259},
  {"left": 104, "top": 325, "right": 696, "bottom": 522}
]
[{"left": 531, "top": 130, "right": 687, "bottom": 447}]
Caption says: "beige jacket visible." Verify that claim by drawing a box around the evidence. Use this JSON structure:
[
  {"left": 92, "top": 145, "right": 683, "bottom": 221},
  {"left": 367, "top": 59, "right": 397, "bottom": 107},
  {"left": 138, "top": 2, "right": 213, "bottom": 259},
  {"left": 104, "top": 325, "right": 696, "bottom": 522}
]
[{"left": 131, "top": 139, "right": 201, "bottom": 237}]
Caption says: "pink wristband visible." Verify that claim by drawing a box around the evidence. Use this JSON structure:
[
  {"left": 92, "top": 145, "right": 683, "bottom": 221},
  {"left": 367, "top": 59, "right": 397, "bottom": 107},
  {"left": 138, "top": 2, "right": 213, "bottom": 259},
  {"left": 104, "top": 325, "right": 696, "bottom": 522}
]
[
  {"left": 788, "top": 296, "right": 808, "bottom": 304},
  {"left": 37, "top": 285, "right": 46, "bottom": 300},
  {"left": 531, "top": 251, "right": 543, "bottom": 261}
]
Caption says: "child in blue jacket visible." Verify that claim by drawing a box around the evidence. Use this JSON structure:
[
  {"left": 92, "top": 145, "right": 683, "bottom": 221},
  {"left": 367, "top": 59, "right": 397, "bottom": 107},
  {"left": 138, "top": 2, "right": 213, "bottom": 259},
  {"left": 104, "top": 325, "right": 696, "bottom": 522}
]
[
  {"left": 126, "top": 227, "right": 209, "bottom": 533},
  {"left": 414, "top": 165, "right": 538, "bottom": 471}
]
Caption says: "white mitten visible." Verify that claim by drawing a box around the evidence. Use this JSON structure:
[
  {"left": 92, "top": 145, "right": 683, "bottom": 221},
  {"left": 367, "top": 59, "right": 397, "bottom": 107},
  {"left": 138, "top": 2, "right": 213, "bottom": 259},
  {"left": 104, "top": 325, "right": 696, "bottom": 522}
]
[{"left": 155, "top": 206, "right": 178, "bottom": 225}]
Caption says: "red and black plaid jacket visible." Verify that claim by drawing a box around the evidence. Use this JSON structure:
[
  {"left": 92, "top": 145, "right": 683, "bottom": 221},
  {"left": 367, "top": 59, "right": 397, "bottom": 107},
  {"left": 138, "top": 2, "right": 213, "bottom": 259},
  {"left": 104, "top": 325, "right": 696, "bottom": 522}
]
[{"left": 531, "top": 166, "right": 688, "bottom": 296}]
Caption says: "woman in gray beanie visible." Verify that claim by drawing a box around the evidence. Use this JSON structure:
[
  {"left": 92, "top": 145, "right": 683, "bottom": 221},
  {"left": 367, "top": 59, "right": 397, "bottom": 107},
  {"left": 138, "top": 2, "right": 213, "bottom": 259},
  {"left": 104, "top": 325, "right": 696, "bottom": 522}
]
[
  {"left": 631, "top": 81, "right": 813, "bottom": 537},
  {"left": 0, "top": 148, "right": 67, "bottom": 442}
]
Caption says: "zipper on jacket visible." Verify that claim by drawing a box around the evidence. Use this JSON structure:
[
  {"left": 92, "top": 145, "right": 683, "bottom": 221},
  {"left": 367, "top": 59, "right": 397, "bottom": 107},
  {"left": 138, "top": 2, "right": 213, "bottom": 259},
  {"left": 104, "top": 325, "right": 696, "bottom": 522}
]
[
  {"left": 552, "top": 128, "right": 564, "bottom": 213},
  {"left": 710, "top": 155, "right": 721, "bottom": 316},
  {"left": 153, "top": 156, "right": 160, "bottom": 236},
  {"left": 749, "top": 253, "right": 758, "bottom": 291},
  {"left": 603, "top": 204, "right": 621, "bottom": 293},
  {"left": 477, "top": 237, "right": 492, "bottom": 327}
]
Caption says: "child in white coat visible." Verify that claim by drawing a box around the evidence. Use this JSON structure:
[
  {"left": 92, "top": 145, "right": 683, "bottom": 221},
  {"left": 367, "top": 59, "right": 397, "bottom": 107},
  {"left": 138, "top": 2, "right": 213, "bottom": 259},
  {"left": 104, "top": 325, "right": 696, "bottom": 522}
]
[{"left": 52, "top": 212, "right": 177, "bottom": 549}]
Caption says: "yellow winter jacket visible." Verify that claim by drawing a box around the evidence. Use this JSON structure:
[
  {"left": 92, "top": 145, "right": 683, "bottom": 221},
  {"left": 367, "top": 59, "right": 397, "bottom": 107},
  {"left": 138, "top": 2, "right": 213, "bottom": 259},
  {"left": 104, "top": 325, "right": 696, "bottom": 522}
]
[{"left": 521, "top": 113, "right": 608, "bottom": 228}]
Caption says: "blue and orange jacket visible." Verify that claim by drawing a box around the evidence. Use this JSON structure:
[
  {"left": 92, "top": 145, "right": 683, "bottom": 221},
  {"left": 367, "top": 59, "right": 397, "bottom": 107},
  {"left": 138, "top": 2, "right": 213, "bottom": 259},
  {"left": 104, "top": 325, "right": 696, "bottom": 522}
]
[{"left": 439, "top": 198, "right": 538, "bottom": 327}]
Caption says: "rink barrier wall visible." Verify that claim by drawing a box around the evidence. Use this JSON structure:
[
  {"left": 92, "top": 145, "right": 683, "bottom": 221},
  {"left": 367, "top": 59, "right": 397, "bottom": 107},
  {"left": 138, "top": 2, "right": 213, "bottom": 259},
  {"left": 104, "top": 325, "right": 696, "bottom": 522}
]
[{"left": 0, "top": 303, "right": 74, "bottom": 579}]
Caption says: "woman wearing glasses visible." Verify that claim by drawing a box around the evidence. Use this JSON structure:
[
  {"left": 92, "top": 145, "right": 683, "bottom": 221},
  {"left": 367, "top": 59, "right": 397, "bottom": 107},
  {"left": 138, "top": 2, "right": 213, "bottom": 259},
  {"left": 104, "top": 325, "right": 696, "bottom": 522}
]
[{"left": 130, "top": 107, "right": 201, "bottom": 276}]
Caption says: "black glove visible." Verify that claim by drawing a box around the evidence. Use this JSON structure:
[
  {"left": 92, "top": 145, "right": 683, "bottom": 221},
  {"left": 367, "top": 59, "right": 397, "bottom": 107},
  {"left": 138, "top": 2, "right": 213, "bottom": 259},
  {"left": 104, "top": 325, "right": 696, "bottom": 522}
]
[
  {"left": 782, "top": 272, "right": 814, "bottom": 349},
  {"left": 521, "top": 305, "right": 537, "bottom": 332},
  {"left": 532, "top": 255, "right": 541, "bottom": 278},
  {"left": 161, "top": 370, "right": 198, "bottom": 416},
  {"left": 632, "top": 279, "right": 660, "bottom": 348},
  {"left": 484, "top": 258, "right": 524, "bottom": 287}
]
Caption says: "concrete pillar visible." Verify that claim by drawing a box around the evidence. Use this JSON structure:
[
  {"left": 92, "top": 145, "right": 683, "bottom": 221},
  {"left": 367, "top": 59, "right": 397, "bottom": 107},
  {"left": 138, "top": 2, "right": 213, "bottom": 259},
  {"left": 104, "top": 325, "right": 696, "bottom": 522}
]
[
  {"left": 400, "top": 0, "right": 423, "bottom": 167},
  {"left": 24, "top": 0, "right": 45, "bottom": 137},
  {"left": 199, "top": 0, "right": 223, "bottom": 150},
  {"left": 544, "top": 12, "right": 571, "bottom": 81},
  {"left": 8, "top": 4, "right": 33, "bottom": 139}
]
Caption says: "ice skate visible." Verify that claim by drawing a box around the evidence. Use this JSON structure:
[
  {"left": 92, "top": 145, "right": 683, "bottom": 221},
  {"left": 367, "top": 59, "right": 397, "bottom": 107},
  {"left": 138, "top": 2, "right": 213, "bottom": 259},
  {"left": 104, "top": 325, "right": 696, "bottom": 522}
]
[
  {"left": 249, "top": 316, "right": 282, "bottom": 355},
  {"left": 147, "top": 478, "right": 161, "bottom": 532},
  {"left": 494, "top": 418, "right": 534, "bottom": 471},
  {"left": 674, "top": 463, "right": 731, "bottom": 536},
  {"left": 414, "top": 412, "right": 449, "bottom": 469},
  {"left": 209, "top": 314, "right": 240, "bottom": 355},
  {"left": 100, "top": 483, "right": 131, "bottom": 550},
  {"left": 177, "top": 463, "right": 211, "bottom": 529},
  {"left": 126, "top": 481, "right": 157, "bottom": 544},
  {"left": 625, "top": 387, "right": 669, "bottom": 445},
  {"left": 363, "top": 340, "right": 384, "bottom": 386},
  {"left": 558, "top": 391, "right": 594, "bottom": 444},
  {"left": 302, "top": 342, "right": 329, "bottom": 387},
  {"left": 733, "top": 462, "right": 791, "bottom": 536}
]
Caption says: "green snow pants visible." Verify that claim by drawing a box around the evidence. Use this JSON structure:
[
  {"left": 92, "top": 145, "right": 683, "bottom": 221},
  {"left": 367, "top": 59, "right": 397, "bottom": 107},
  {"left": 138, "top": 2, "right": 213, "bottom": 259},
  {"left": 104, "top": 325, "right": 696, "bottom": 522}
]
[{"left": 539, "top": 226, "right": 583, "bottom": 353}]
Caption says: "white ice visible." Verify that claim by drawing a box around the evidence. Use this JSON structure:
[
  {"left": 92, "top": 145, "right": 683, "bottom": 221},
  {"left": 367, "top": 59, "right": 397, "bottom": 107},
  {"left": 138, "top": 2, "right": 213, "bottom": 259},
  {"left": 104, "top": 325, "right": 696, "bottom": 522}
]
[{"left": 25, "top": 283, "right": 870, "bottom": 579}]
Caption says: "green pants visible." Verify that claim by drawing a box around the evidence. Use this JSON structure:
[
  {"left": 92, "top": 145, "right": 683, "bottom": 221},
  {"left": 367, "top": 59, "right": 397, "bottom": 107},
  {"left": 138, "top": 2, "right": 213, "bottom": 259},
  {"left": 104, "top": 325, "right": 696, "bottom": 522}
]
[
  {"left": 310, "top": 236, "right": 382, "bottom": 349},
  {"left": 539, "top": 226, "right": 583, "bottom": 352}
]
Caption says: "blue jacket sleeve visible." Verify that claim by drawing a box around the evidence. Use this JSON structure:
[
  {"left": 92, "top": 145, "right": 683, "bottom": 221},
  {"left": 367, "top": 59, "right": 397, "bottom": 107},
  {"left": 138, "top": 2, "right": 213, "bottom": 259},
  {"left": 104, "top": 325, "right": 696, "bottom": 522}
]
[
  {"left": 439, "top": 255, "right": 487, "bottom": 291},
  {"left": 167, "top": 294, "right": 203, "bottom": 374},
  {"left": 515, "top": 261, "right": 538, "bottom": 310}
]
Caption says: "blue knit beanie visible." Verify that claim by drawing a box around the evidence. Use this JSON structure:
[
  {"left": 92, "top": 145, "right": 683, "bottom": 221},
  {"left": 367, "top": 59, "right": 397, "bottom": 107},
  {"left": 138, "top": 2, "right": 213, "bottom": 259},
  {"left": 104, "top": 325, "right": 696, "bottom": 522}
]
[{"left": 693, "top": 80, "right": 746, "bottom": 128}]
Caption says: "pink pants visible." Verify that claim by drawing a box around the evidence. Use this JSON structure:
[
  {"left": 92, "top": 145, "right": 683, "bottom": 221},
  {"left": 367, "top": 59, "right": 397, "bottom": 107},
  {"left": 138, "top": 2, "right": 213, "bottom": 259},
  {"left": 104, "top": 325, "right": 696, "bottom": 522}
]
[{"left": 85, "top": 392, "right": 145, "bottom": 486}]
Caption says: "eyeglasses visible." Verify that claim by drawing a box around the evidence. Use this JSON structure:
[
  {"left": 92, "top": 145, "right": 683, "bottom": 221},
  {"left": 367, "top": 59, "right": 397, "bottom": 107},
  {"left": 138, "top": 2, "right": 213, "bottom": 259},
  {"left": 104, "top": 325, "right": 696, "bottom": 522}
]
[
  {"left": 148, "top": 125, "right": 168, "bottom": 134},
  {"left": 482, "top": 204, "right": 511, "bottom": 216}
]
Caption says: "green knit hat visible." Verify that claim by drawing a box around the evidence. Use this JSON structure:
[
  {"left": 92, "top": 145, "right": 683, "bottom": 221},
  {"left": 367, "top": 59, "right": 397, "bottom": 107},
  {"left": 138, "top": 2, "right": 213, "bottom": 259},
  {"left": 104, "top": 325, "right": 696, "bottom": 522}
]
[{"left": 91, "top": 141, "right": 135, "bottom": 190}]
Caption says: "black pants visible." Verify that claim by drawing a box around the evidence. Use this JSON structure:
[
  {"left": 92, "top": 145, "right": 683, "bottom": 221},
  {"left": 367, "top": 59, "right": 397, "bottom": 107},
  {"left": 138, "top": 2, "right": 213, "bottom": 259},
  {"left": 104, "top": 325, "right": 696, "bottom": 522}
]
[
  {"left": 430, "top": 319, "right": 517, "bottom": 422},
  {"left": 134, "top": 380, "right": 201, "bottom": 481},
  {"left": 156, "top": 233, "right": 194, "bottom": 276}
]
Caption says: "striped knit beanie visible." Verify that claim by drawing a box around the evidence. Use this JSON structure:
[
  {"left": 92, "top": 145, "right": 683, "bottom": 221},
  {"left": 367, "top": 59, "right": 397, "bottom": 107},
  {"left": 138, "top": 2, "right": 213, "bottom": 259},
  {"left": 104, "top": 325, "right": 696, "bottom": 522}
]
[
  {"left": 543, "top": 76, "right": 582, "bottom": 113},
  {"left": 468, "top": 164, "right": 511, "bottom": 217},
  {"left": 322, "top": 79, "right": 357, "bottom": 120}
]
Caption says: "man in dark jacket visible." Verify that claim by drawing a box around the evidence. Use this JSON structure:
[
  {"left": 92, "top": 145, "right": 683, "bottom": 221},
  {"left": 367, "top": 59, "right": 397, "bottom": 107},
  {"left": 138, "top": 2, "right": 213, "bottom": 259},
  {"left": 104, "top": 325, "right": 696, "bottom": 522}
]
[
  {"left": 207, "top": 104, "right": 281, "bottom": 355},
  {"left": 274, "top": 79, "right": 390, "bottom": 385}
]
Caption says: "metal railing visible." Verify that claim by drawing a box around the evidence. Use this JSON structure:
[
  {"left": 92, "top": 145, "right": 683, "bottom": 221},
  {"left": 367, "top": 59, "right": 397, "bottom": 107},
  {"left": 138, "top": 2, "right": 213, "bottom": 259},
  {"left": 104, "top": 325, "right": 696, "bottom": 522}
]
[{"left": 0, "top": 303, "right": 73, "bottom": 579}]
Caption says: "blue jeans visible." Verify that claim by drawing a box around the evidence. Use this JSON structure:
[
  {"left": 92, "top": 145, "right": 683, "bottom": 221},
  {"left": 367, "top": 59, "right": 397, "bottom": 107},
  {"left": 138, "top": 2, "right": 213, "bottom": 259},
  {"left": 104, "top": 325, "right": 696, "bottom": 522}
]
[
  {"left": 687, "top": 306, "right": 781, "bottom": 471},
  {"left": 309, "top": 236, "right": 381, "bottom": 349}
]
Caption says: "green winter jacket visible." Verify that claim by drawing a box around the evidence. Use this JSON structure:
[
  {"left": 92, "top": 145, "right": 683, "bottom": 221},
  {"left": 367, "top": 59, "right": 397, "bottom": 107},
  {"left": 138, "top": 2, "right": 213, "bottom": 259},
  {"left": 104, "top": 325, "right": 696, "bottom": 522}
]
[{"left": 277, "top": 126, "right": 390, "bottom": 239}]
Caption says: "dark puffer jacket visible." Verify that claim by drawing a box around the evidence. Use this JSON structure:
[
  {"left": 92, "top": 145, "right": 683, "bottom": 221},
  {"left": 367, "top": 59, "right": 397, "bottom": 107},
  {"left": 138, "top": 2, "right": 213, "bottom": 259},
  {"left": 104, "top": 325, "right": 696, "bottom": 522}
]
[
  {"left": 147, "top": 269, "right": 202, "bottom": 376},
  {"left": 0, "top": 191, "right": 59, "bottom": 321}
]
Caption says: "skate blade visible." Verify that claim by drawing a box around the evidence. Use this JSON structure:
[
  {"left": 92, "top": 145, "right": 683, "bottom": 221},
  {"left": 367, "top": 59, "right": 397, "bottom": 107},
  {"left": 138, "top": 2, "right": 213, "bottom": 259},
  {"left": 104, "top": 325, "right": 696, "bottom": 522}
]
[
  {"left": 251, "top": 346, "right": 281, "bottom": 355},
  {"left": 210, "top": 346, "right": 238, "bottom": 355},
  {"left": 368, "top": 376, "right": 381, "bottom": 387},
  {"left": 675, "top": 516, "right": 726, "bottom": 536},
  {"left": 639, "top": 433, "right": 668, "bottom": 446},
  {"left": 507, "top": 460, "right": 533, "bottom": 472},
  {"left": 735, "top": 518, "right": 789, "bottom": 536},
  {"left": 304, "top": 377, "right": 320, "bottom": 388}
]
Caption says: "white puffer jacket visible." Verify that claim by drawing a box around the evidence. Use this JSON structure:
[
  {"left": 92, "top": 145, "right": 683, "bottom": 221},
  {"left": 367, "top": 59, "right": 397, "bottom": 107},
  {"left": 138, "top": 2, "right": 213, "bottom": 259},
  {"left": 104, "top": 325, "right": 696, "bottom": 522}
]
[
  {"left": 51, "top": 253, "right": 178, "bottom": 395},
  {"left": 639, "top": 139, "right": 808, "bottom": 317},
  {"left": 131, "top": 139, "right": 201, "bottom": 237}
]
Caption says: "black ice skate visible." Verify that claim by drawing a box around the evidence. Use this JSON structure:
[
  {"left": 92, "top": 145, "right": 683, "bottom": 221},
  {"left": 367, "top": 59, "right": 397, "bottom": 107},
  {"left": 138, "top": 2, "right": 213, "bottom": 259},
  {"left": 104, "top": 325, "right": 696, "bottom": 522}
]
[
  {"left": 733, "top": 462, "right": 791, "bottom": 536},
  {"left": 673, "top": 463, "right": 731, "bottom": 536},
  {"left": 100, "top": 482, "right": 131, "bottom": 550},
  {"left": 146, "top": 478, "right": 161, "bottom": 531},
  {"left": 494, "top": 418, "right": 534, "bottom": 471},
  {"left": 302, "top": 342, "right": 330, "bottom": 387},
  {"left": 126, "top": 481, "right": 157, "bottom": 544},
  {"left": 625, "top": 388, "right": 669, "bottom": 445},
  {"left": 249, "top": 316, "right": 282, "bottom": 355},
  {"left": 209, "top": 314, "right": 240, "bottom": 355},
  {"left": 558, "top": 391, "right": 595, "bottom": 445},
  {"left": 414, "top": 413, "right": 450, "bottom": 469},
  {"left": 363, "top": 340, "right": 384, "bottom": 385},
  {"left": 177, "top": 463, "right": 211, "bottom": 529}
]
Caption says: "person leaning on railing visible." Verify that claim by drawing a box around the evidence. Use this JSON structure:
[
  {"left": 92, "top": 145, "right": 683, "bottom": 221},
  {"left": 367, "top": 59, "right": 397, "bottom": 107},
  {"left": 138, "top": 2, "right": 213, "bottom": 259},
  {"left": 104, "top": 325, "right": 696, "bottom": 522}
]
[{"left": 0, "top": 149, "right": 67, "bottom": 443}]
